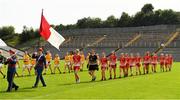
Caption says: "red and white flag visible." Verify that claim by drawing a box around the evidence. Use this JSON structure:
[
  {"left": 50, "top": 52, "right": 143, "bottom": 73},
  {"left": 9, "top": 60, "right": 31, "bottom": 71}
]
[{"left": 39, "top": 10, "right": 65, "bottom": 50}]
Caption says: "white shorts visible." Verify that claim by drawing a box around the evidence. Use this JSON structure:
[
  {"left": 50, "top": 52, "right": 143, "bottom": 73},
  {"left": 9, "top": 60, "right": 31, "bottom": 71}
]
[
  {"left": 54, "top": 64, "right": 60, "bottom": 67},
  {"left": 23, "top": 64, "right": 31, "bottom": 69},
  {"left": 65, "top": 62, "right": 71, "bottom": 66},
  {"left": 0, "top": 64, "right": 3, "bottom": 68},
  {"left": 31, "top": 64, "right": 35, "bottom": 67}
]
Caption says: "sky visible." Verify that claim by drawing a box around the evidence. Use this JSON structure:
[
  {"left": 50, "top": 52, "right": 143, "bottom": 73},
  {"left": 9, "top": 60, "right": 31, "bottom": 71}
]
[{"left": 0, "top": 0, "right": 180, "bottom": 33}]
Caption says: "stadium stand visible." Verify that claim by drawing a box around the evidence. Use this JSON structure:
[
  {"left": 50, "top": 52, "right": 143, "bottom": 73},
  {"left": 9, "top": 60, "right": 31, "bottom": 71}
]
[{"left": 23, "top": 25, "right": 180, "bottom": 61}]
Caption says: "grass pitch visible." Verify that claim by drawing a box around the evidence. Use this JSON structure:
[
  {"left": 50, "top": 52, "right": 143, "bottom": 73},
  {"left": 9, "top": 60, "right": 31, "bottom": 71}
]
[{"left": 0, "top": 61, "right": 180, "bottom": 99}]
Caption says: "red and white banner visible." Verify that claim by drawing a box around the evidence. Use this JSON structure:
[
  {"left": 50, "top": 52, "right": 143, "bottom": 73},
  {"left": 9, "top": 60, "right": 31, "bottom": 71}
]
[{"left": 39, "top": 11, "right": 65, "bottom": 50}]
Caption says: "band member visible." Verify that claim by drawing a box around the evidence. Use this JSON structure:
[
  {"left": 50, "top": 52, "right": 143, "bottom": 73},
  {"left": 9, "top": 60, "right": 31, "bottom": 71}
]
[
  {"left": 80, "top": 51, "right": 85, "bottom": 71},
  {"left": 135, "top": 53, "right": 141, "bottom": 75},
  {"left": 88, "top": 50, "right": 99, "bottom": 81},
  {"left": 44, "top": 51, "right": 53, "bottom": 74},
  {"left": 159, "top": 53, "right": 165, "bottom": 72},
  {"left": 129, "top": 53, "right": 135, "bottom": 76},
  {"left": 100, "top": 52, "right": 108, "bottom": 81},
  {"left": 109, "top": 51, "right": 117, "bottom": 79},
  {"left": 119, "top": 53, "right": 126, "bottom": 78},
  {"left": 0, "top": 51, "right": 6, "bottom": 78},
  {"left": 4, "top": 50, "right": 19, "bottom": 92},
  {"left": 53, "top": 54, "right": 61, "bottom": 74},
  {"left": 168, "top": 54, "right": 173, "bottom": 71},
  {"left": 22, "top": 51, "right": 31, "bottom": 76},
  {"left": 64, "top": 52, "right": 71, "bottom": 73},
  {"left": 32, "top": 48, "right": 47, "bottom": 88},
  {"left": 151, "top": 53, "right": 158, "bottom": 73},
  {"left": 143, "top": 51, "right": 151, "bottom": 74},
  {"left": 73, "top": 49, "right": 81, "bottom": 83}
]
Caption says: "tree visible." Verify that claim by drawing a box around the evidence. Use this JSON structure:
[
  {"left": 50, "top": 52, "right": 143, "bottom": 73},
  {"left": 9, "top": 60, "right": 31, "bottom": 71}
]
[
  {"left": 160, "top": 9, "right": 179, "bottom": 24},
  {"left": 132, "top": 12, "right": 144, "bottom": 26},
  {"left": 76, "top": 17, "right": 88, "bottom": 28},
  {"left": 141, "top": 3, "right": 154, "bottom": 14},
  {"left": 118, "top": 12, "right": 132, "bottom": 27},
  {"left": 153, "top": 9, "right": 163, "bottom": 24},
  {"left": 19, "top": 26, "right": 40, "bottom": 43},
  {"left": 55, "top": 24, "right": 66, "bottom": 32},
  {"left": 103, "top": 15, "right": 118, "bottom": 27},
  {"left": 77, "top": 17, "right": 102, "bottom": 28},
  {"left": 0, "top": 26, "right": 15, "bottom": 37}
]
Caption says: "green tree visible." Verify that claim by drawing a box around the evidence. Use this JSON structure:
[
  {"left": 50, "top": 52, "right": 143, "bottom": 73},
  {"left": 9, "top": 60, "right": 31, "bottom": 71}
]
[
  {"left": 77, "top": 17, "right": 102, "bottom": 28},
  {"left": 0, "top": 26, "right": 15, "bottom": 37},
  {"left": 132, "top": 12, "right": 144, "bottom": 26},
  {"left": 141, "top": 3, "right": 154, "bottom": 14},
  {"left": 19, "top": 26, "right": 40, "bottom": 43},
  {"left": 153, "top": 9, "right": 163, "bottom": 24},
  {"left": 160, "top": 9, "right": 179, "bottom": 24},
  {"left": 103, "top": 15, "right": 118, "bottom": 27},
  {"left": 118, "top": 12, "right": 132, "bottom": 27}
]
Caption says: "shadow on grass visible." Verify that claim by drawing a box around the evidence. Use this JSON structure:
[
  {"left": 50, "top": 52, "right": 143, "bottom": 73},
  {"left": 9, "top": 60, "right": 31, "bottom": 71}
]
[
  {"left": 0, "top": 86, "right": 42, "bottom": 93},
  {"left": 13, "top": 70, "right": 89, "bottom": 78},
  {"left": 0, "top": 89, "right": 35, "bottom": 93},
  {"left": 0, "top": 70, "right": 171, "bottom": 93},
  {"left": 58, "top": 70, "right": 171, "bottom": 86}
]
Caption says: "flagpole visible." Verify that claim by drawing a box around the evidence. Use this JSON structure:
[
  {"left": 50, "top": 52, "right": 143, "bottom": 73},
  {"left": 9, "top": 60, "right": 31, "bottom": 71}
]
[{"left": 38, "top": 9, "right": 44, "bottom": 49}]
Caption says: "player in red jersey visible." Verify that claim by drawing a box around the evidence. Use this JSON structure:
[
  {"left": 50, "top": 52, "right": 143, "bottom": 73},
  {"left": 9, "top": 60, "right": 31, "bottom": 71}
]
[
  {"left": 143, "top": 51, "right": 151, "bottom": 74},
  {"left": 151, "top": 53, "right": 158, "bottom": 73},
  {"left": 119, "top": 53, "right": 126, "bottom": 78},
  {"left": 164, "top": 54, "right": 169, "bottom": 72},
  {"left": 108, "top": 51, "right": 117, "bottom": 79},
  {"left": 159, "top": 53, "right": 165, "bottom": 72},
  {"left": 73, "top": 49, "right": 81, "bottom": 83},
  {"left": 135, "top": 53, "right": 141, "bottom": 75},
  {"left": 129, "top": 53, "right": 135, "bottom": 76},
  {"left": 124, "top": 53, "right": 130, "bottom": 77},
  {"left": 100, "top": 52, "right": 108, "bottom": 81},
  {"left": 168, "top": 54, "right": 173, "bottom": 71}
]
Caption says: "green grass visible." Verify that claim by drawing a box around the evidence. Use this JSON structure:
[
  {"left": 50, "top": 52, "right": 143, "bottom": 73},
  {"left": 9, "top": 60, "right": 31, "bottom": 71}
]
[{"left": 0, "top": 61, "right": 180, "bottom": 99}]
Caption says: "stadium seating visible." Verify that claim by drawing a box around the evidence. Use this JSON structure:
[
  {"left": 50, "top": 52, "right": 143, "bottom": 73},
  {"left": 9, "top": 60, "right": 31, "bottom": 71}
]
[{"left": 25, "top": 25, "right": 180, "bottom": 61}]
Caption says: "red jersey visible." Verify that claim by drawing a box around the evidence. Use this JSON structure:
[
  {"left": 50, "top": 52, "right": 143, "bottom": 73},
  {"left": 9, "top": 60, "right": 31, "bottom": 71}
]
[
  {"left": 151, "top": 55, "right": 158, "bottom": 64},
  {"left": 129, "top": 57, "right": 135, "bottom": 65},
  {"left": 100, "top": 57, "right": 108, "bottom": 66},
  {"left": 143, "top": 55, "right": 150, "bottom": 64},
  {"left": 169, "top": 56, "right": 173, "bottom": 64},
  {"left": 125, "top": 56, "right": 130, "bottom": 64},
  {"left": 109, "top": 55, "right": 117, "bottom": 65},
  {"left": 165, "top": 56, "right": 169, "bottom": 64},
  {"left": 120, "top": 56, "right": 126, "bottom": 66},
  {"left": 73, "top": 54, "right": 81, "bottom": 66},
  {"left": 159, "top": 55, "right": 165, "bottom": 63},
  {"left": 135, "top": 57, "right": 141, "bottom": 64}
]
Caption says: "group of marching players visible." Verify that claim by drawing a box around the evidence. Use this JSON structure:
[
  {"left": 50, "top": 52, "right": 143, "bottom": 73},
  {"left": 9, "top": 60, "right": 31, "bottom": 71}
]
[{"left": 0, "top": 48, "right": 173, "bottom": 91}]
